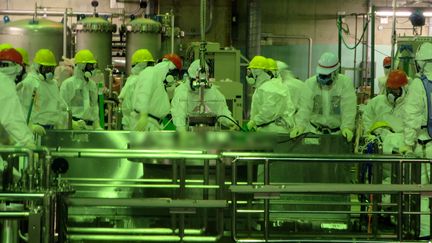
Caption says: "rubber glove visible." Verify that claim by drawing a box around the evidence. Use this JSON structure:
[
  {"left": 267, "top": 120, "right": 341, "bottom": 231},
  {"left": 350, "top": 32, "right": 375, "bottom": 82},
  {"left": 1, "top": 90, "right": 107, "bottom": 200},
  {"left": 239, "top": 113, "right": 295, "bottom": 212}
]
[
  {"left": 290, "top": 126, "right": 305, "bottom": 138},
  {"left": 246, "top": 120, "right": 257, "bottom": 131},
  {"left": 364, "top": 133, "right": 376, "bottom": 142},
  {"left": 72, "top": 120, "right": 86, "bottom": 130},
  {"left": 134, "top": 113, "right": 149, "bottom": 131},
  {"left": 399, "top": 145, "right": 413, "bottom": 155},
  {"left": 341, "top": 128, "right": 354, "bottom": 142},
  {"left": 31, "top": 124, "right": 46, "bottom": 136}
]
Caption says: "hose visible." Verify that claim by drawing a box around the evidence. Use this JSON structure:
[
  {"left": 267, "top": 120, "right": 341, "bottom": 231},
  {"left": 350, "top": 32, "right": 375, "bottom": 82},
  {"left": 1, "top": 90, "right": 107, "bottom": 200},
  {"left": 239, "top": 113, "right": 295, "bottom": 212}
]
[
  {"left": 215, "top": 115, "right": 245, "bottom": 131},
  {"left": 337, "top": 17, "right": 370, "bottom": 50}
]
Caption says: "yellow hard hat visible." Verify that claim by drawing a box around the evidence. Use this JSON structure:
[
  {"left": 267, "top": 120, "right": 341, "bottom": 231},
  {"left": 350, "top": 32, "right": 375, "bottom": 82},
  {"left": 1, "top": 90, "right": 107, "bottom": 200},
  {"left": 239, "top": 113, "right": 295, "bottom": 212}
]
[
  {"left": 0, "top": 43, "right": 13, "bottom": 51},
  {"left": 75, "top": 49, "right": 97, "bottom": 64},
  {"left": 368, "top": 121, "right": 394, "bottom": 134},
  {"left": 15, "top": 47, "right": 29, "bottom": 65},
  {"left": 248, "top": 55, "right": 269, "bottom": 70},
  {"left": 131, "top": 49, "right": 154, "bottom": 65},
  {"left": 34, "top": 49, "right": 57, "bottom": 66},
  {"left": 266, "top": 58, "right": 278, "bottom": 71}
]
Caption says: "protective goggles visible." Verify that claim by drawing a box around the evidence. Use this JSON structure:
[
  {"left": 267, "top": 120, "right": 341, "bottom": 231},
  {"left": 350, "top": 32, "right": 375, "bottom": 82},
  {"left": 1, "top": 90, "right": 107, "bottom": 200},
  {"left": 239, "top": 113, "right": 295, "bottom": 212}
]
[
  {"left": 39, "top": 65, "right": 55, "bottom": 75},
  {"left": 0, "top": 61, "right": 15, "bottom": 67},
  {"left": 84, "top": 63, "right": 96, "bottom": 72},
  {"left": 166, "top": 68, "right": 179, "bottom": 79},
  {"left": 386, "top": 87, "right": 403, "bottom": 98},
  {"left": 317, "top": 73, "right": 333, "bottom": 85}
]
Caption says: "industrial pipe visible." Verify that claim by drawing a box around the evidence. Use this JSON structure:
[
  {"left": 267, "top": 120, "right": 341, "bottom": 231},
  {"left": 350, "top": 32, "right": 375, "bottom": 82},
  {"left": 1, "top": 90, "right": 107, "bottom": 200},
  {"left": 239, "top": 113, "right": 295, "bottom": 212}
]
[
  {"left": 261, "top": 34, "right": 313, "bottom": 78},
  {"left": 222, "top": 152, "right": 429, "bottom": 163},
  {"left": 62, "top": 8, "right": 69, "bottom": 58},
  {"left": 0, "top": 193, "right": 45, "bottom": 200},
  {"left": 68, "top": 234, "right": 221, "bottom": 242},
  {"left": 0, "top": 212, "right": 30, "bottom": 218},
  {"left": 67, "top": 227, "right": 204, "bottom": 235},
  {"left": 390, "top": 0, "right": 397, "bottom": 70},
  {"left": 0, "top": 9, "right": 119, "bottom": 17},
  {"left": 185, "top": 0, "right": 214, "bottom": 36},
  {"left": 0, "top": 147, "right": 34, "bottom": 191},
  {"left": 170, "top": 9, "right": 175, "bottom": 54}
]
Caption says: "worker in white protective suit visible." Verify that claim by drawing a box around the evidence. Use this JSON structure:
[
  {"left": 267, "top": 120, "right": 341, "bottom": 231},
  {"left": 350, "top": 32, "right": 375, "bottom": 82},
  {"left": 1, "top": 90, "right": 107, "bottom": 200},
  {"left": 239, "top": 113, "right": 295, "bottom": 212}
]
[
  {"left": 363, "top": 70, "right": 410, "bottom": 206},
  {"left": 401, "top": 42, "right": 432, "bottom": 238},
  {"left": 17, "top": 49, "right": 67, "bottom": 135},
  {"left": 54, "top": 56, "right": 74, "bottom": 88},
  {"left": 171, "top": 59, "right": 237, "bottom": 131},
  {"left": 0, "top": 48, "right": 34, "bottom": 147},
  {"left": 377, "top": 56, "right": 392, "bottom": 95},
  {"left": 60, "top": 49, "right": 101, "bottom": 130},
  {"left": 118, "top": 49, "right": 155, "bottom": 130},
  {"left": 274, "top": 60, "right": 313, "bottom": 138},
  {"left": 363, "top": 70, "right": 409, "bottom": 154},
  {"left": 132, "top": 53, "right": 182, "bottom": 131},
  {"left": 246, "top": 56, "right": 295, "bottom": 133},
  {"left": 304, "top": 52, "right": 357, "bottom": 142}
]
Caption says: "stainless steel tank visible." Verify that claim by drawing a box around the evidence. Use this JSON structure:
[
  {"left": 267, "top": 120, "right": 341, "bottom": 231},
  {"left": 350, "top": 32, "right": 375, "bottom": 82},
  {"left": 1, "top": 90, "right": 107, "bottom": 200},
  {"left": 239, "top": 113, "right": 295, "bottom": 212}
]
[
  {"left": 0, "top": 18, "right": 68, "bottom": 64},
  {"left": 124, "top": 18, "right": 162, "bottom": 74},
  {"left": 73, "top": 17, "right": 115, "bottom": 72}
]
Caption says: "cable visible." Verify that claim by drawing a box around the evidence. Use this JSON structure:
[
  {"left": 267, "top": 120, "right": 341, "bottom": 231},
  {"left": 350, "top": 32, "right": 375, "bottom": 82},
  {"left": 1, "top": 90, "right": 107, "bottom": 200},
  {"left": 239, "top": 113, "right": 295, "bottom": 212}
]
[
  {"left": 215, "top": 115, "right": 246, "bottom": 131},
  {"left": 337, "top": 17, "right": 370, "bottom": 50},
  {"left": 276, "top": 132, "right": 312, "bottom": 144}
]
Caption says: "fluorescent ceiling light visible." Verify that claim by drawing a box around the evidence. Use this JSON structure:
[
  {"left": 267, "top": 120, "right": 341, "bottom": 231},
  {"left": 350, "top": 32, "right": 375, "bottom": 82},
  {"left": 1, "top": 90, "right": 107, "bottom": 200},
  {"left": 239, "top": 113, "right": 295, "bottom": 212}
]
[
  {"left": 376, "top": 11, "right": 432, "bottom": 17},
  {"left": 376, "top": 11, "right": 412, "bottom": 17}
]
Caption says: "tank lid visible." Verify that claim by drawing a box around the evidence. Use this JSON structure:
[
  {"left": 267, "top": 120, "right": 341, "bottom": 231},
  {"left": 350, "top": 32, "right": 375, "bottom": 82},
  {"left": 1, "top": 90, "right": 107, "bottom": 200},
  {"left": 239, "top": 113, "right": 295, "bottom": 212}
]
[
  {"left": 73, "top": 17, "right": 116, "bottom": 32},
  {"left": 124, "top": 18, "right": 161, "bottom": 33},
  {"left": 0, "top": 18, "right": 63, "bottom": 33}
]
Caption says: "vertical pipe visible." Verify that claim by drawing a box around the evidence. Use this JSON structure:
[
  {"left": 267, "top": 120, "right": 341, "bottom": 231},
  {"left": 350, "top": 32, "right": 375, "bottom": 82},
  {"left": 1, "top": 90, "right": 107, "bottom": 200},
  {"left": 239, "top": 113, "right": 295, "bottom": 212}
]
[
  {"left": 353, "top": 14, "right": 358, "bottom": 87},
  {"left": 63, "top": 8, "right": 68, "bottom": 58},
  {"left": 390, "top": 0, "right": 397, "bottom": 70},
  {"left": 370, "top": 5, "right": 376, "bottom": 97},
  {"left": 231, "top": 159, "right": 237, "bottom": 240},
  {"left": 170, "top": 10, "right": 175, "bottom": 54},
  {"left": 203, "top": 159, "right": 209, "bottom": 230},
  {"left": 397, "top": 160, "right": 403, "bottom": 241},
  {"left": 264, "top": 159, "right": 269, "bottom": 241},
  {"left": 307, "top": 37, "right": 312, "bottom": 77},
  {"left": 338, "top": 15, "right": 342, "bottom": 73}
]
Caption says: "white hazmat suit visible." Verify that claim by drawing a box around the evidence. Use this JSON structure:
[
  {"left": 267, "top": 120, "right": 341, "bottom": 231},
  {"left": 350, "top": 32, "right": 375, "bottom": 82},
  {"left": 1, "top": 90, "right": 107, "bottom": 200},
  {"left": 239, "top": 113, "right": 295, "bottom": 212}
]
[
  {"left": 131, "top": 61, "right": 172, "bottom": 131},
  {"left": 305, "top": 73, "right": 357, "bottom": 134},
  {"left": 17, "top": 71, "right": 66, "bottom": 129},
  {"left": 171, "top": 59, "right": 235, "bottom": 131},
  {"left": 60, "top": 64, "right": 99, "bottom": 129},
  {"left": 118, "top": 63, "right": 149, "bottom": 130},
  {"left": 0, "top": 71, "right": 34, "bottom": 146}
]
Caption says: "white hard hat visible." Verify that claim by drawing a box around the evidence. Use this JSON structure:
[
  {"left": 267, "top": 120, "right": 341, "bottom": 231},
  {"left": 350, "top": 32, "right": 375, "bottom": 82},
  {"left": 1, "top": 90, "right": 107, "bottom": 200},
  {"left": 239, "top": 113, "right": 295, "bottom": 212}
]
[
  {"left": 416, "top": 42, "right": 432, "bottom": 61},
  {"left": 187, "top": 59, "right": 209, "bottom": 78},
  {"left": 316, "top": 52, "right": 340, "bottom": 75}
]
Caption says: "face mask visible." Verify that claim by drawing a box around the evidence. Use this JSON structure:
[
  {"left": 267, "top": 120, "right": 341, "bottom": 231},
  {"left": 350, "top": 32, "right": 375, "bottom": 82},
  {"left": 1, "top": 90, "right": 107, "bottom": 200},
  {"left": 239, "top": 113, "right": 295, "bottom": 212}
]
[
  {"left": 165, "top": 69, "right": 179, "bottom": 87},
  {"left": 45, "top": 72, "right": 54, "bottom": 81},
  {"left": 246, "top": 76, "right": 256, "bottom": 85},
  {"left": 317, "top": 73, "right": 334, "bottom": 86},
  {"left": 166, "top": 75, "right": 175, "bottom": 84},
  {"left": 386, "top": 87, "right": 405, "bottom": 104},
  {"left": 83, "top": 63, "right": 96, "bottom": 80},
  {"left": 0, "top": 63, "right": 22, "bottom": 81}
]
